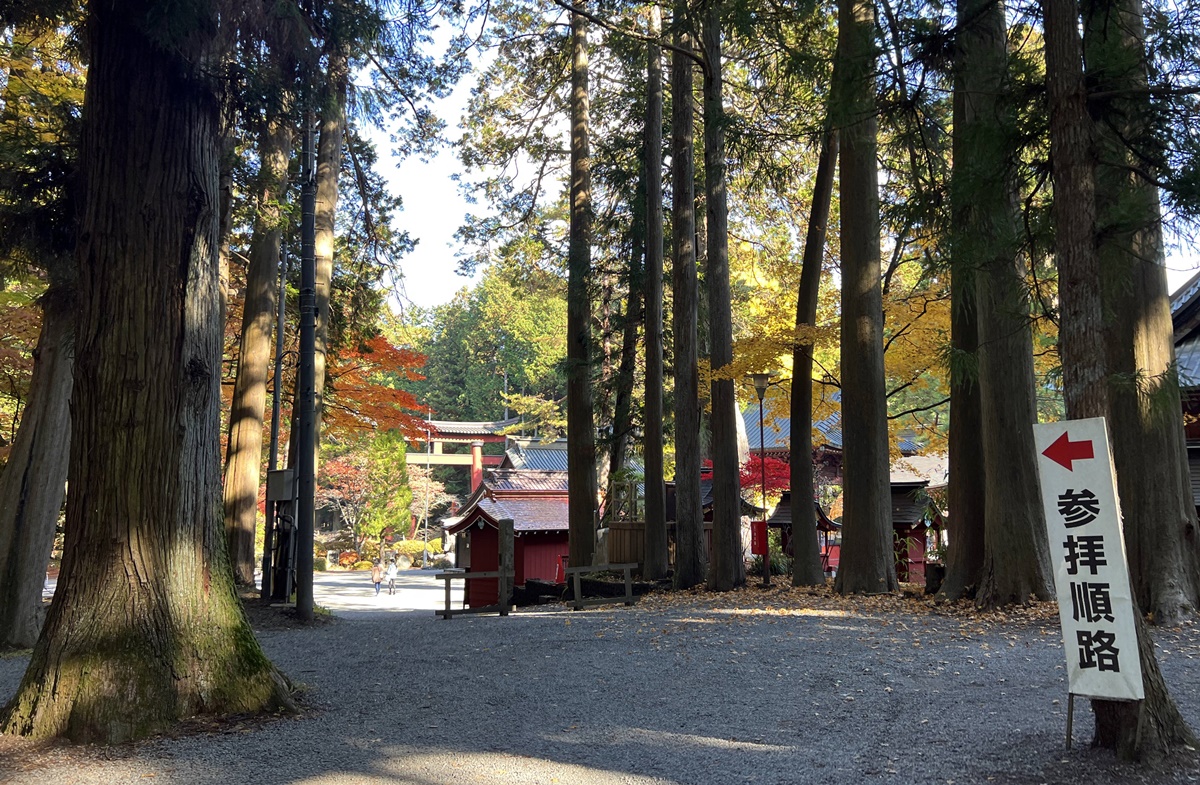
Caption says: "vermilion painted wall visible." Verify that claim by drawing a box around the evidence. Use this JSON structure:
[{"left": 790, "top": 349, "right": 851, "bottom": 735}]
[
  {"left": 466, "top": 525, "right": 498, "bottom": 608},
  {"left": 519, "top": 533, "right": 569, "bottom": 585}
]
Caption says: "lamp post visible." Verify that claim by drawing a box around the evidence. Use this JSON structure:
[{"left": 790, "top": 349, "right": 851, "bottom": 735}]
[{"left": 749, "top": 372, "right": 775, "bottom": 587}]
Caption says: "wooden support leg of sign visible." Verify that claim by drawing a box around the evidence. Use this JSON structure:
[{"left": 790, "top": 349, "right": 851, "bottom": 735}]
[{"left": 1066, "top": 693, "right": 1075, "bottom": 750}]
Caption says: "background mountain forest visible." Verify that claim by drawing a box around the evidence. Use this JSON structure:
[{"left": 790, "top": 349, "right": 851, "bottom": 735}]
[{"left": 2, "top": 0, "right": 1200, "bottom": 755}]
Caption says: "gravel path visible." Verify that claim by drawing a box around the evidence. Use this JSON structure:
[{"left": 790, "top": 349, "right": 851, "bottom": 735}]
[{"left": 3, "top": 574, "right": 1200, "bottom": 785}]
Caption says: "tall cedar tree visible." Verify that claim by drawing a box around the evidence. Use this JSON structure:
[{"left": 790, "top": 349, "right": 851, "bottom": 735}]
[
  {"left": 287, "top": 45, "right": 348, "bottom": 476},
  {"left": 642, "top": 3, "right": 669, "bottom": 581},
  {"left": 957, "top": 0, "right": 1053, "bottom": 608},
  {"left": 224, "top": 83, "right": 294, "bottom": 587},
  {"left": 1042, "top": 0, "right": 1191, "bottom": 759},
  {"left": 0, "top": 277, "right": 72, "bottom": 648},
  {"left": 0, "top": 26, "right": 78, "bottom": 648},
  {"left": 567, "top": 2, "right": 598, "bottom": 568},
  {"left": 940, "top": 0, "right": 989, "bottom": 602},
  {"left": 1084, "top": 0, "right": 1200, "bottom": 625},
  {"left": 671, "top": 8, "right": 705, "bottom": 589},
  {"left": 789, "top": 128, "right": 837, "bottom": 587},
  {"left": 831, "top": 0, "right": 896, "bottom": 594},
  {"left": 703, "top": 0, "right": 744, "bottom": 591},
  {"left": 0, "top": 0, "right": 292, "bottom": 740}
]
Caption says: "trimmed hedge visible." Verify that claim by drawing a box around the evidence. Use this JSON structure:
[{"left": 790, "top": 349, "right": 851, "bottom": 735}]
[{"left": 393, "top": 539, "right": 443, "bottom": 558}]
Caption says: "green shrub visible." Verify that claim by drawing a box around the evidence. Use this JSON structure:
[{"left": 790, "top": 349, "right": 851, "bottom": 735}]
[
  {"left": 314, "top": 557, "right": 327, "bottom": 572},
  {"left": 353, "top": 560, "right": 374, "bottom": 571},
  {"left": 429, "top": 557, "right": 452, "bottom": 569},
  {"left": 394, "top": 539, "right": 441, "bottom": 558}
]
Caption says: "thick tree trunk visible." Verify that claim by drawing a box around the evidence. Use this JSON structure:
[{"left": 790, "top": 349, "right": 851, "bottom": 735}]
[
  {"left": 1043, "top": 0, "right": 1191, "bottom": 758},
  {"left": 1083, "top": 0, "right": 1200, "bottom": 626},
  {"left": 642, "top": 4, "right": 669, "bottom": 581},
  {"left": 954, "top": 0, "right": 1053, "bottom": 608},
  {"left": 941, "top": 293, "right": 984, "bottom": 600},
  {"left": 670, "top": 13, "right": 705, "bottom": 589},
  {"left": 790, "top": 129, "right": 837, "bottom": 587},
  {"left": 939, "top": 0, "right": 989, "bottom": 603},
  {"left": 0, "top": 0, "right": 291, "bottom": 740},
  {"left": 567, "top": 3, "right": 597, "bottom": 568},
  {"left": 223, "top": 115, "right": 292, "bottom": 587},
  {"left": 832, "top": 0, "right": 896, "bottom": 595},
  {"left": 0, "top": 277, "right": 73, "bottom": 649},
  {"left": 702, "top": 0, "right": 744, "bottom": 592}
]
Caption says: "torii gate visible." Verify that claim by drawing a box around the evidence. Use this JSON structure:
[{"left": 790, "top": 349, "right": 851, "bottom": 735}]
[{"left": 408, "top": 417, "right": 521, "bottom": 491}]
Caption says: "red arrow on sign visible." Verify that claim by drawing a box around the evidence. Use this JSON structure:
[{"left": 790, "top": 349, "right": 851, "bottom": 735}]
[{"left": 1042, "top": 431, "right": 1094, "bottom": 471}]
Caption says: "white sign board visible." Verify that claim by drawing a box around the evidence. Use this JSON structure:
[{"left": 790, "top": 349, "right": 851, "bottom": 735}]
[{"left": 1033, "top": 417, "right": 1143, "bottom": 701}]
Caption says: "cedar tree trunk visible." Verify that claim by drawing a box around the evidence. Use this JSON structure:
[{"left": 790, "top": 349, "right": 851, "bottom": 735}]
[
  {"left": 1083, "top": 0, "right": 1200, "bottom": 626},
  {"left": 287, "top": 48, "right": 347, "bottom": 476},
  {"left": 790, "top": 128, "right": 837, "bottom": 587},
  {"left": 832, "top": 0, "right": 897, "bottom": 595},
  {"left": 223, "top": 114, "right": 292, "bottom": 587},
  {"left": 959, "top": 0, "right": 1053, "bottom": 608},
  {"left": 1043, "top": 0, "right": 1191, "bottom": 758},
  {"left": 0, "top": 0, "right": 291, "bottom": 740},
  {"left": 939, "top": 0, "right": 988, "bottom": 602},
  {"left": 702, "top": 0, "right": 744, "bottom": 592},
  {"left": 671, "top": 12, "right": 705, "bottom": 589},
  {"left": 642, "top": 3, "right": 669, "bottom": 581},
  {"left": 0, "top": 277, "right": 73, "bottom": 649},
  {"left": 567, "top": 2, "right": 598, "bottom": 568}
]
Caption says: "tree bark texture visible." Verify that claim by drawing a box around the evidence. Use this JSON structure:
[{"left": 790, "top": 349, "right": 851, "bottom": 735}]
[
  {"left": 0, "top": 0, "right": 291, "bottom": 740},
  {"left": 670, "top": 14, "right": 705, "bottom": 589},
  {"left": 956, "top": 0, "right": 1053, "bottom": 608},
  {"left": 702, "top": 0, "right": 744, "bottom": 592},
  {"left": 1043, "top": 0, "right": 1105, "bottom": 418},
  {"left": 223, "top": 114, "right": 292, "bottom": 587},
  {"left": 567, "top": 4, "right": 597, "bottom": 568},
  {"left": 939, "top": 0, "right": 990, "bottom": 603},
  {"left": 831, "top": 0, "right": 897, "bottom": 595},
  {"left": 0, "top": 278, "right": 73, "bottom": 649},
  {"left": 1043, "top": 0, "right": 1191, "bottom": 758},
  {"left": 790, "top": 129, "right": 837, "bottom": 588},
  {"left": 942, "top": 258, "right": 984, "bottom": 599},
  {"left": 642, "top": 3, "right": 669, "bottom": 581},
  {"left": 1083, "top": 0, "right": 1200, "bottom": 626}
]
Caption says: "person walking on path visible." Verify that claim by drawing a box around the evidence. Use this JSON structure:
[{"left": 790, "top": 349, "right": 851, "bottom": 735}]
[
  {"left": 385, "top": 559, "right": 398, "bottom": 595},
  {"left": 371, "top": 561, "right": 384, "bottom": 596}
]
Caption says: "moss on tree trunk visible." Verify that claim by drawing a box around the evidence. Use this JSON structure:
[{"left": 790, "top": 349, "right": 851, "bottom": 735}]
[{"left": 0, "top": 0, "right": 292, "bottom": 741}]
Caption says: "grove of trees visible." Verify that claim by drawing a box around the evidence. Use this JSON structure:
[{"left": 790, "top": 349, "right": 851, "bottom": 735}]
[{"left": 1, "top": 0, "right": 1200, "bottom": 763}]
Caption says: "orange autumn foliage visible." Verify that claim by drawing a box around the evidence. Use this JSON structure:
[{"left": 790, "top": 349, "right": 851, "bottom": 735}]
[{"left": 323, "top": 335, "right": 428, "bottom": 442}]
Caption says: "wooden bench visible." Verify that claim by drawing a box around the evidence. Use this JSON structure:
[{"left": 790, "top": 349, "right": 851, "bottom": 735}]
[
  {"left": 434, "top": 569, "right": 514, "bottom": 619},
  {"left": 563, "top": 563, "right": 639, "bottom": 611}
]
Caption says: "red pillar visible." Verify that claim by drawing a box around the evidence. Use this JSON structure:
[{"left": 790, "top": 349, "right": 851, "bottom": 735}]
[{"left": 470, "top": 440, "right": 484, "bottom": 492}]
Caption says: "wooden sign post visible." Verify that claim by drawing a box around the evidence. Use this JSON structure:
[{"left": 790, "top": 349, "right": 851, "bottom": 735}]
[{"left": 1033, "top": 417, "right": 1144, "bottom": 747}]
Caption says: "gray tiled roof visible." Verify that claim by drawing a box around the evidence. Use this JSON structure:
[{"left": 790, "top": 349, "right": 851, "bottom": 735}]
[
  {"left": 504, "top": 439, "right": 570, "bottom": 471},
  {"left": 484, "top": 469, "right": 570, "bottom": 492},
  {"left": 742, "top": 395, "right": 920, "bottom": 454},
  {"left": 427, "top": 417, "right": 521, "bottom": 435},
  {"left": 445, "top": 496, "right": 568, "bottom": 534}
]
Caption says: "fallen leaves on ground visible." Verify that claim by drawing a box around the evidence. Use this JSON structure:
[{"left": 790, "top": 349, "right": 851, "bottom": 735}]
[{"left": 633, "top": 581, "right": 1059, "bottom": 630}]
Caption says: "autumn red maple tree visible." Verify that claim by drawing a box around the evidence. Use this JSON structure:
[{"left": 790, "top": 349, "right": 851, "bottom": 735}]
[
  {"left": 739, "top": 454, "right": 791, "bottom": 498},
  {"left": 323, "top": 335, "right": 428, "bottom": 441}
]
